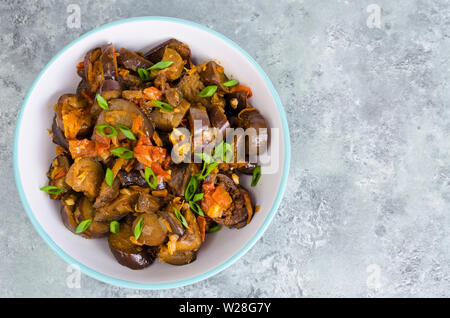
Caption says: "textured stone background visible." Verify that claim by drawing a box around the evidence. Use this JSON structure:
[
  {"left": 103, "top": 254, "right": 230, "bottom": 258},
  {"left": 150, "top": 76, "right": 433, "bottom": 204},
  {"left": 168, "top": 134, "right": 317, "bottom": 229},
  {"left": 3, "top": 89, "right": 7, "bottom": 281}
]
[{"left": 2, "top": 0, "right": 450, "bottom": 297}]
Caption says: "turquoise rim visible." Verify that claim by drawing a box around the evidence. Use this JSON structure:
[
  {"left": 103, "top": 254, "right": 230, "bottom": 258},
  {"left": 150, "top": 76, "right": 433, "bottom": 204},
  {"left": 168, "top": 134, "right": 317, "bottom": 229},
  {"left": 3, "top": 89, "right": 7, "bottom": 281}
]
[{"left": 13, "top": 16, "right": 291, "bottom": 290}]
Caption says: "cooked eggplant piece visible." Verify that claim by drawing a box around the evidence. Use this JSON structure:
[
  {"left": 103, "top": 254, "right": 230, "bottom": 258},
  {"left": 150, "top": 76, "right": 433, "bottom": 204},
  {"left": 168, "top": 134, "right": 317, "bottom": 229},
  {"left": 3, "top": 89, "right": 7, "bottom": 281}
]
[
  {"left": 157, "top": 203, "right": 185, "bottom": 237},
  {"left": 202, "top": 173, "right": 251, "bottom": 229},
  {"left": 235, "top": 162, "right": 257, "bottom": 175},
  {"left": 166, "top": 163, "right": 199, "bottom": 197},
  {"left": 150, "top": 47, "right": 185, "bottom": 81},
  {"left": 51, "top": 116, "right": 69, "bottom": 150},
  {"left": 133, "top": 212, "right": 168, "bottom": 246},
  {"left": 100, "top": 79, "right": 122, "bottom": 100},
  {"left": 157, "top": 248, "right": 196, "bottom": 266},
  {"left": 60, "top": 193, "right": 79, "bottom": 233},
  {"left": 47, "top": 154, "right": 72, "bottom": 200},
  {"left": 208, "top": 105, "right": 230, "bottom": 138},
  {"left": 108, "top": 224, "right": 155, "bottom": 269},
  {"left": 84, "top": 48, "right": 103, "bottom": 93},
  {"left": 94, "top": 98, "right": 154, "bottom": 139},
  {"left": 135, "top": 193, "right": 162, "bottom": 213},
  {"left": 118, "top": 170, "right": 148, "bottom": 188},
  {"left": 101, "top": 44, "right": 119, "bottom": 80},
  {"left": 157, "top": 207, "right": 201, "bottom": 265},
  {"left": 56, "top": 94, "right": 92, "bottom": 139},
  {"left": 189, "top": 104, "right": 215, "bottom": 151},
  {"left": 144, "top": 38, "right": 191, "bottom": 63},
  {"left": 161, "top": 82, "right": 182, "bottom": 107},
  {"left": 118, "top": 48, "right": 153, "bottom": 71},
  {"left": 177, "top": 72, "right": 205, "bottom": 105},
  {"left": 199, "top": 61, "right": 229, "bottom": 92},
  {"left": 94, "top": 189, "right": 139, "bottom": 222},
  {"left": 93, "top": 178, "right": 120, "bottom": 209},
  {"left": 226, "top": 90, "right": 249, "bottom": 116},
  {"left": 235, "top": 108, "right": 268, "bottom": 156},
  {"left": 65, "top": 158, "right": 104, "bottom": 201},
  {"left": 118, "top": 67, "right": 144, "bottom": 89},
  {"left": 150, "top": 98, "right": 190, "bottom": 131},
  {"left": 75, "top": 196, "right": 109, "bottom": 238}
]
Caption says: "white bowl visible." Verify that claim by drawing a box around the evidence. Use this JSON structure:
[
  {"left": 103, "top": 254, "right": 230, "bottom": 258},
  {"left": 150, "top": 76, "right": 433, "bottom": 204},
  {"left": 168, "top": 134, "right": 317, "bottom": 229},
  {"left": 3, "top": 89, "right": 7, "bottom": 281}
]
[{"left": 14, "top": 17, "right": 290, "bottom": 289}]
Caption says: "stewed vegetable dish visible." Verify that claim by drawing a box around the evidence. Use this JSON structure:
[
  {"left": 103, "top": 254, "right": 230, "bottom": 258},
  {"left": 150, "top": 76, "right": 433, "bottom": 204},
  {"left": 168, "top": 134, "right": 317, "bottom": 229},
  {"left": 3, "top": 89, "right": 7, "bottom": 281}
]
[{"left": 42, "top": 39, "right": 267, "bottom": 269}]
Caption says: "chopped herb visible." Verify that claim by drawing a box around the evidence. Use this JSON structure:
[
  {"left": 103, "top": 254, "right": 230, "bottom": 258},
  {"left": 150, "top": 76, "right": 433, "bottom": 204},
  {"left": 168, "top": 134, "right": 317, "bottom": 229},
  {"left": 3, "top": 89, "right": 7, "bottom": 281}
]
[
  {"left": 194, "top": 152, "right": 214, "bottom": 164},
  {"left": 213, "top": 141, "right": 233, "bottom": 162},
  {"left": 111, "top": 147, "right": 134, "bottom": 159},
  {"left": 148, "top": 61, "right": 174, "bottom": 70},
  {"left": 192, "top": 193, "right": 204, "bottom": 202},
  {"left": 223, "top": 79, "right": 239, "bottom": 87},
  {"left": 110, "top": 221, "right": 120, "bottom": 234},
  {"left": 137, "top": 68, "right": 150, "bottom": 81},
  {"left": 134, "top": 217, "right": 144, "bottom": 240},
  {"left": 96, "top": 94, "right": 109, "bottom": 110},
  {"left": 95, "top": 124, "right": 118, "bottom": 137},
  {"left": 198, "top": 162, "right": 219, "bottom": 180},
  {"left": 117, "top": 124, "right": 136, "bottom": 140},
  {"left": 152, "top": 100, "right": 174, "bottom": 112},
  {"left": 207, "top": 224, "right": 221, "bottom": 233},
  {"left": 251, "top": 165, "right": 261, "bottom": 187},
  {"left": 144, "top": 167, "right": 157, "bottom": 189},
  {"left": 185, "top": 175, "right": 199, "bottom": 201},
  {"left": 40, "top": 185, "right": 64, "bottom": 195},
  {"left": 174, "top": 207, "right": 189, "bottom": 228},
  {"left": 198, "top": 85, "right": 218, "bottom": 97},
  {"left": 76, "top": 219, "right": 92, "bottom": 234},
  {"left": 189, "top": 201, "right": 205, "bottom": 217},
  {"left": 105, "top": 168, "right": 114, "bottom": 187}
]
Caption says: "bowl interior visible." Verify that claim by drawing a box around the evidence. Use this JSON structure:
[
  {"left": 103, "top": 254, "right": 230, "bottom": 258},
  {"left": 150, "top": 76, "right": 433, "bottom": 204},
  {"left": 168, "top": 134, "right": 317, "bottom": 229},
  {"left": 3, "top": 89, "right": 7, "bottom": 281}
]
[{"left": 15, "top": 18, "right": 287, "bottom": 288}]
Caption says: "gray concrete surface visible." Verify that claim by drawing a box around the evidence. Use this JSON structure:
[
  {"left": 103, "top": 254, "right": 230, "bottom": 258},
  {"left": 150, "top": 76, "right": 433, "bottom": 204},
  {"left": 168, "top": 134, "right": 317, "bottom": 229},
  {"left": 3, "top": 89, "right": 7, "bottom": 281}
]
[{"left": 2, "top": 0, "right": 450, "bottom": 297}]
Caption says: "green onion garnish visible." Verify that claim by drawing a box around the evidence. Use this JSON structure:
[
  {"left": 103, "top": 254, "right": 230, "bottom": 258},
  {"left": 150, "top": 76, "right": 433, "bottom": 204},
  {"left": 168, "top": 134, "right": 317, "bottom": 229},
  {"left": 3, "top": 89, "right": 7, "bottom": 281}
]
[
  {"left": 105, "top": 168, "right": 114, "bottom": 187},
  {"left": 95, "top": 124, "right": 118, "bottom": 137},
  {"left": 117, "top": 124, "right": 136, "bottom": 140},
  {"left": 76, "top": 219, "right": 92, "bottom": 234},
  {"left": 198, "top": 162, "right": 219, "bottom": 180},
  {"left": 207, "top": 224, "right": 221, "bottom": 233},
  {"left": 185, "top": 175, "right": 199, "bottom": 201},
  {"left": 40, "top": 185, "right": 64, "bottom": 195},
  {"left": 111, "top": 147, "right": 134, "bottom": 159},
  {"left": 192, "top": 193, "right": 204, "bottom": 202},
  {"left": 189, "top": 201, "right": 205, "bottom": 217},
  {"left": 152, "top": 100, "right": 174, "bottom": 112},
  {"left": 174, "top": 207, "right": 189, "bottom": 228},
  {"left": 223, "top": 79, "right": 239, "bottom": 87},
  {"left": 198, "top": 85, "right": 218, "bottom": 97},
  {"left": 137, "top": 68, "right": 150, "bottom": 81},
  {"left": 96, "top": 94, "right": 109, "bottom": 110},
  {"left": 194, "top": 152, "right": 214, "bottom": 164},
  {"left": 213, "top": 141, "right": 233, "bottom": 162},
  {"left": 251, "top": 165, "right": 261, "bottom": 187},
  {"left": 144, "top": 167, "right": 158, "bottom": 189},
  {"left": 110, "top": 221, "right": 120, "bottom": 234},
  {"left": 134, "top": 217, "right": 144, "bottom": 240},
  {"left": 148, "top": 61, "right": 174, "bottom": 70}
]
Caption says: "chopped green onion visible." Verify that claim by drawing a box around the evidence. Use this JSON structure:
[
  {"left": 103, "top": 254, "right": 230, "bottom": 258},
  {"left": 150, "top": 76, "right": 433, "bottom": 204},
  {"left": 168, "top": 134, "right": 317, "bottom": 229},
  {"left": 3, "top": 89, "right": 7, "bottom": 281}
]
[
  {"left": 192, "top": 193, "right": 204, "bottom": 202},
  {"left": 76, "top": 219, "right": 92, "bottom": 234},
  {"left": 105, "top": 168, "right": 114, "bottom": 187},
  {"left": 144, "top": 167, "right": 158, "bottom": 189},
  {"left": 95, "top": 124, "right": 118, "bottom": 137},
  {"left": 194, "top": 152, "right": 214, "bottom": 164},
  {"left": 174, "top": 207, "right": 189, "bottom": 228},
  {"left": 137, "top": 68, "right": 150, "bottom": 81},
  {"left": 198, "top": 162, "right": 219, "bottom": 180},
  {"left": 213, "top": 141, "right": 233, "bottom": 162},
  {"left": 189, "top": 201, "right": 205, "bottom": 217},
  {"left": 152, "top": 100, "right": 174, "bottom": 112},
  {"left": 110, "top": 221, "right": 120, "bottom": 234},
  {"left": 134, "top": 217, "right": 144, "bottom": 240},
  {"left": 198, "top": 85, "right": 218, "bottom": 97},
  {"left": 148, "top": 61, "right": 174, "bottom": 70},
  {"left": 251, "top": 165, "right": 261, "bottom": 187},
  {"left": 111, "top": 147, "right": 134, "bottom": 159},
  {"left": 40, "top": 185, "right": 64, "bottom": 195},
  {"left": 207, "top": 224, "right": 221, "bottom": 233},
  {"left": 96, "top": 94, "right": 109, "bottom": 110},
  {"left": 185, "top": 175, "right": 199, "bottom": 201},
  {"left": 117, "top": 124, "right": 136, "bottom": 140},
  {"left": 223, "top": 79, "right": 239, "bottom": 87}
]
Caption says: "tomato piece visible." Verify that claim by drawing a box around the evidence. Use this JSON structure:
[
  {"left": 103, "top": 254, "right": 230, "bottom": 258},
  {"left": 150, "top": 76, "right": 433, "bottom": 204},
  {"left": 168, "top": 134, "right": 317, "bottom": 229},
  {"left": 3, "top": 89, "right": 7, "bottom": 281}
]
[{"left": 68, "top": 139, "right": 96, "bottom": 159}]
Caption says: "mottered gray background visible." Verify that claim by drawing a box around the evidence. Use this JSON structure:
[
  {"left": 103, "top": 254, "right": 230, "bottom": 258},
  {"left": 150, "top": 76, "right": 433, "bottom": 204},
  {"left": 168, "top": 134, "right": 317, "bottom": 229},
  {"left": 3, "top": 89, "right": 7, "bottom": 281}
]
[{"left": 2, "top": 0, "right": 450, "bottom": 297}]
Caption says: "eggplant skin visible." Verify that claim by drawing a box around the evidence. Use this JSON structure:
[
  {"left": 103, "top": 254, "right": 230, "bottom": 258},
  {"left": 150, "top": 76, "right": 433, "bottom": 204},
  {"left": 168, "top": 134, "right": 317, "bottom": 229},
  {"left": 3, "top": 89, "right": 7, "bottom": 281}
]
[
  {"left": 60, "top": 194, "right": 79, "bottom": 233},
  {"left": 144, "top": 38, "right": 191, "bottom": 63},
  {"left": 118, "top": 48, "right": 153, "bottom": 72},
  {"left": 108, "top": 224, "right": 155, "bottom": 270},
  {"left": 75, "top": 196, "right": 109, "bottom": 238},
  {"left": 157, "top": 248, "right": 196, "bottom": 266},
  {"left": 51, "top": 116, "right": 68, "bottom": 150}
]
